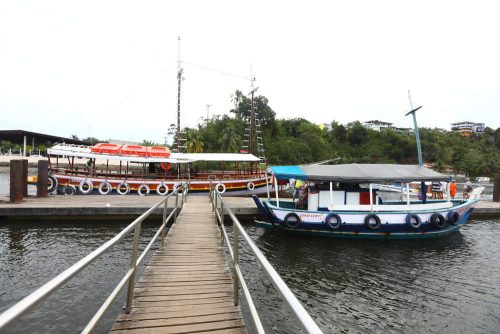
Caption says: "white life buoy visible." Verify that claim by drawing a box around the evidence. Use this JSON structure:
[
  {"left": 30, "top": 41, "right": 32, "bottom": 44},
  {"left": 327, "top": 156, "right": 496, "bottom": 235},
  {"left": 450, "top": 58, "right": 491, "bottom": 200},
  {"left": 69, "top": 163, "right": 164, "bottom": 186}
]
[
  {"left": 98, "top": 181, "right": 112, "bottom": 195},
  {"left": 156, "top": 182, "right": 169, "bottom": 196},
  {"left": 247, "top": 182, "right": 255, "bottom": 191},
  {"left": 62, "top": 184, "right": 77, "bottom": 196},
  {"left": 117, "top": 182, "right": 130, "bottom": 195},
  {"left": 79, "top": 179, "right": 94, "bottom": 194},
  {"left": 216, "top": 183, "right": 226, "bottom": 194},
  {"left": 137, "top": 184, "right": 150, "bottom": 196}
]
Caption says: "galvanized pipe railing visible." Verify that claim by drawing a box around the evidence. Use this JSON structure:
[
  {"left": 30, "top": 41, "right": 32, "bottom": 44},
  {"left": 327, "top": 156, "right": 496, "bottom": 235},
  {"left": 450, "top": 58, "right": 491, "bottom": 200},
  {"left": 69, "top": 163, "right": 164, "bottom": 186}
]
[
  {"left": 210, "top": 189, "right": 323, "bottom": 334},
  {"left": 0, "top": 183, "right": 187, "bottom": 332}
]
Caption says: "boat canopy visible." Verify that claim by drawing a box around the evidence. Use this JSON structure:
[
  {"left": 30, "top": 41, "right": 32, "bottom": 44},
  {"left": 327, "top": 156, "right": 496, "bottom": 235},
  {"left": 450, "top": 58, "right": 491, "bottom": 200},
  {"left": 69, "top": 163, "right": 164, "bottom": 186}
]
[
  {"left": 48, "top": 144, "right": 261, "bottom": 163},
  {"left": 268, "top": 164, "right": 450, "bottom": 183}
]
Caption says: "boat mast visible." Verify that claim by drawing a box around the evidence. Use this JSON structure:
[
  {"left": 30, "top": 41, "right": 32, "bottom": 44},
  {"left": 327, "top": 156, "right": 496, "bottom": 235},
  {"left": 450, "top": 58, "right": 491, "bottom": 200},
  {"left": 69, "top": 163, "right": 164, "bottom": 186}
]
[
  {"left": 405, "top": 90, "right": 423, "bottom": 166},
  {"left": 175, "top": 36, "right": 184, "bottom": 153}
]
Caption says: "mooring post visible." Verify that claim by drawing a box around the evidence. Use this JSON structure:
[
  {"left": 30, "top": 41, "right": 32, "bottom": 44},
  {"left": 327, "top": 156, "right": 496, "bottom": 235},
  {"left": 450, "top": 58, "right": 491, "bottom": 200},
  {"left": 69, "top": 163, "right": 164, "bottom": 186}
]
[
  {"left": 10, "top": 160, "right": 23, "bottom": 203},
  {"left": 493, "top": 178, "right": 500, "bottom": 202},
  {"left": 37, "top": 160, "right": 49, "bottom": 198},
  {"left": 22, "top": 159, "right": 28, "bottom": 197}
]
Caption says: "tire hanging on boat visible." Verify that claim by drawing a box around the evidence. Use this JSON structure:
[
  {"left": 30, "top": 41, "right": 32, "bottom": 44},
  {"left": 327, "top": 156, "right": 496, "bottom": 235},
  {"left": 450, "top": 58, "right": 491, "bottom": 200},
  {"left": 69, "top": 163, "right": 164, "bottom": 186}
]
[
  {"left": 325, "top": 213, "right": 342, "bottom": 230},
  {"left": 284, "top": 212, "right": 301, "bottom": 228},
  {"left": 364, "top": 213, "right": 381, "bottom": 230},
  {"left": 137, "top": 184, "right": 150, "bottom": 196},
  {"left": 62, "top": 184, "right": 76, "bottom": 196},
  {"left": 405, "top": 213, "right": 422, "bottom": 229},
  {"left": 156, "top": 182, "right": 169, "bottom": 196},
  {"left": 447, "top": 211, "right": 460, "bottom": 225},
  {"left": 79, "top": 179, "right": 93, "bottom": 194},
  {"left": 98, "top": 181, "right": 112, "bottom": 195},
  {"left": 47, "top": 175, "right": 58, "bottom": 193},
  {"left": 430, "top": 213, "right": 447, "bottom": 229},
  {"left": 117, "top": 182, "right": 130, "bottom": 195},
  {"left": 247, "top": 182, "right": 255, "bottom": 191},
  {"left": 216, "top": 183, "right": 226, "bottom": 194}
]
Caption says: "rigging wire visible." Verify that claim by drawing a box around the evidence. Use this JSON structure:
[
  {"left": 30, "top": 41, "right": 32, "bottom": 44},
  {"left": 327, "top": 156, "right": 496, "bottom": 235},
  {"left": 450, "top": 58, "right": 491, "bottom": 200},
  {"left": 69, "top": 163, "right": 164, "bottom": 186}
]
[{"left": 181, "top": 61, "right": 251, "bottom": 81}]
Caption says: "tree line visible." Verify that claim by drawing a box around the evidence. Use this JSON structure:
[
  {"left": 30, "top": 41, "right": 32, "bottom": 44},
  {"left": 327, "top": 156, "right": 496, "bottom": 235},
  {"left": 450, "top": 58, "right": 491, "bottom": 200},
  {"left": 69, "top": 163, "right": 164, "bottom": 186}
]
[{"left": 179, "top": 90, "right": 500, "bottom": 178}]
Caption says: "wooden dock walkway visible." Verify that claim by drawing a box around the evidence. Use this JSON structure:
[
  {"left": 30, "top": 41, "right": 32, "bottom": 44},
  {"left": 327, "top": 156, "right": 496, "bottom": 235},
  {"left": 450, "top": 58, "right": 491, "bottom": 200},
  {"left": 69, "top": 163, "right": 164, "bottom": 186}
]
[{"left": 110, "top": 196, "right": 247, "bottom": 334}]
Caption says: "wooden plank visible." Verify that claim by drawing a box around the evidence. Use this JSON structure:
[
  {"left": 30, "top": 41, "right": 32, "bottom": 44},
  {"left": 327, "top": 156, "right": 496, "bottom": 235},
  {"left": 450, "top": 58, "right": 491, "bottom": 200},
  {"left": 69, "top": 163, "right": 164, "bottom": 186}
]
[{"left": 110, "top": 197, "right": 246, "bottom": 334}]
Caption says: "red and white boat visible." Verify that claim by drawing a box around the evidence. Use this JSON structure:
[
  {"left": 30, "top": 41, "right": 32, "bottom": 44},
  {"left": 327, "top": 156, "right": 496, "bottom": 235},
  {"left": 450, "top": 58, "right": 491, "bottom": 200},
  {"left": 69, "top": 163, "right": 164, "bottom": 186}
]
[{"left": 42, "top": 143, "right": 269, "bottom": 196}]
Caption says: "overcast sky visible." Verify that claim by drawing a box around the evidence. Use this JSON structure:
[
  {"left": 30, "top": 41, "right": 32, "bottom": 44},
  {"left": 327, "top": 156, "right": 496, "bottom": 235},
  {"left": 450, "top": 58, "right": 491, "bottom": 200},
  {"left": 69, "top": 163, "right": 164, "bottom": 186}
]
[{"left": 1, "top": 0, "right": 499, "bottom": 144}]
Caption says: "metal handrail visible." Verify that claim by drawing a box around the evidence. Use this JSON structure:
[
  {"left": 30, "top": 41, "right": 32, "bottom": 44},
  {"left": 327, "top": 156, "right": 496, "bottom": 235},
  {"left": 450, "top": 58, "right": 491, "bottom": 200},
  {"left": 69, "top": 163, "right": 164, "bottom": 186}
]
[
  {"left": 210, "top": 189, "right": 323, "bottom": 334},
  {"left": 0, "top": 183, "right": 188, "bottom": 332}
]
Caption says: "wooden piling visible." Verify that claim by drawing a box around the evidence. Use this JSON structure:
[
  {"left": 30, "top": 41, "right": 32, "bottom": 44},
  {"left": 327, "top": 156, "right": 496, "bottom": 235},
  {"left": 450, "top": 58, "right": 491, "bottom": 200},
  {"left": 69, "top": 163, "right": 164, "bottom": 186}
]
[
  {"left": 10, "top": 160, "right": 24, "bottom": 203},
  {"left": 493, "top": 178, "right": 500, "bottom": 202},
  {"left": 37, "top": 160, "right": 49, "bottom": 198},
  {"left": 22, "top": 159, "right": 28, "bottom": 197}
]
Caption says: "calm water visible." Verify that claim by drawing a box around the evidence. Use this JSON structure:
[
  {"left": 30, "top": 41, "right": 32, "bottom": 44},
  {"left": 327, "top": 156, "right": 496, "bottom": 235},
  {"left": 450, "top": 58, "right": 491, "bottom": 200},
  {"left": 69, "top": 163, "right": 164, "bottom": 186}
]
[{"left": 1, "top": 218, "right": 499, "bottom": 333}]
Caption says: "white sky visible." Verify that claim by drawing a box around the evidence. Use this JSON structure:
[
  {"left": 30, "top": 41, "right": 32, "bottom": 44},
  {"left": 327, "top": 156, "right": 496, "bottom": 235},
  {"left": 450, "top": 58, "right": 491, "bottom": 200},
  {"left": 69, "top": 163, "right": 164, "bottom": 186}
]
[{"left": 1, "top": 0, "right": 499, "bottom": 144}]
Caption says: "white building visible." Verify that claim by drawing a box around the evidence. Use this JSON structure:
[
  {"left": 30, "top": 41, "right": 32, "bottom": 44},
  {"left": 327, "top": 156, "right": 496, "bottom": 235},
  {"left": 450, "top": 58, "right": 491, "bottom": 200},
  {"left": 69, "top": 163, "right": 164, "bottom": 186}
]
[{"left": 450, "top": 121, "right": 485, "bottom": 136}]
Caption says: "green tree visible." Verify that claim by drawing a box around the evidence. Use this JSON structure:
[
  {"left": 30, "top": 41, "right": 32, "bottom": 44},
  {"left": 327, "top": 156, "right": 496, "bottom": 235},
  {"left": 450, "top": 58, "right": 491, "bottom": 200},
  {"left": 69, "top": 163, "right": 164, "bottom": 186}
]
[{"left": 186, "top": 130, "right": 204, "bottom": 153}]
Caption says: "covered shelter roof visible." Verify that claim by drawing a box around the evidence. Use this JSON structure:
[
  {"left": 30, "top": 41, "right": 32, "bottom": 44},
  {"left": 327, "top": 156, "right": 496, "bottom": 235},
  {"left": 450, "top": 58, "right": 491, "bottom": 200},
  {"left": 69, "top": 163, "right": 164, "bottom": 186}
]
[
  {"left": 269, "top": 164, "right": 450, "bottom": 183},
  {"left": 0, "top": 130, "right": 85, "bottom": 145},
  {"left": 48, "top": 144, "right": 261, "bottom": 163}
]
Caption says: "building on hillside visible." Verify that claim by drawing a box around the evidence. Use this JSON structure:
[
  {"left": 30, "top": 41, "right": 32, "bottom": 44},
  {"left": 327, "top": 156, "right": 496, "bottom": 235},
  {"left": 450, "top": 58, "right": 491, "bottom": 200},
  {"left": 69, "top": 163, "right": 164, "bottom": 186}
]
[
  {"left": 363, "top": 120, "right": 393, "bottom": 131},
  {"left": 450, "top": 121, "right": 485, "bottom": 136},
  {"left": 362, "top": 120, "right": 413, "bottom": 134}
]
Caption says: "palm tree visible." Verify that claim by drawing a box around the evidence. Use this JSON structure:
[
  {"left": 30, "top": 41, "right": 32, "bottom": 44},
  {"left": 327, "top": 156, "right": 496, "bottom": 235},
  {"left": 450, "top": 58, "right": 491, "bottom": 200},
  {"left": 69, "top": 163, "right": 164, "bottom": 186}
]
[
  {"left": 186, "top": 130, "right": 204, "bottom": 153},
  {"left": 219, "top": 125, "right": 241, "bottom": 153}
]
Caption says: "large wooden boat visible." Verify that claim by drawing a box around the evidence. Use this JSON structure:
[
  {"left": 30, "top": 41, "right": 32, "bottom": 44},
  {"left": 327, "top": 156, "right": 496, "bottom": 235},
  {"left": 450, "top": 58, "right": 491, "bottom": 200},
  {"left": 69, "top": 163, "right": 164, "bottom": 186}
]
[
  {"left": 38, "top": 143, "right": 268, "bottom": 196},
  {"left": 253, "top": 164, "right": 483, "bottom": 239}
]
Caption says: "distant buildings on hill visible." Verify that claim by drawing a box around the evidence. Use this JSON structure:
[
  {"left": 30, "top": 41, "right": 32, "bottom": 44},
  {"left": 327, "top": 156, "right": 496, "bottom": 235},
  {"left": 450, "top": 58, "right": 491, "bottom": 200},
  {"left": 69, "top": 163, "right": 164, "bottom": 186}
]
[
  {"left": 450, "top": 121, "right": 485, "bottom": 137},
  {"left": 362, "top": 120, "right": 414, "bottom": 134}
]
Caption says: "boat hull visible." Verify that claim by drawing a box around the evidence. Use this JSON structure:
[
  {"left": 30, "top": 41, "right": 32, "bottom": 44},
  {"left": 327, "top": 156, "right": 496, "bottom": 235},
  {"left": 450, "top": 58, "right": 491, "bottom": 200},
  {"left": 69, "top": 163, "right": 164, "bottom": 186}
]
[
  {"left": 35, "top": 174, "right": 269, "bottom": 196},
  {"left": 253, "top": 196, "right": 476, "bottom": 239}
]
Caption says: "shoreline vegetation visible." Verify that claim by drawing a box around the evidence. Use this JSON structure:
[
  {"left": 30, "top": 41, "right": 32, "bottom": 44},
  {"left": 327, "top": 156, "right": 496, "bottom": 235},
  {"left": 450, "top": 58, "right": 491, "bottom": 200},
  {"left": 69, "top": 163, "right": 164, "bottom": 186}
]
[{"left": 1, "top": 90, "right": 499, "bottom": 178}]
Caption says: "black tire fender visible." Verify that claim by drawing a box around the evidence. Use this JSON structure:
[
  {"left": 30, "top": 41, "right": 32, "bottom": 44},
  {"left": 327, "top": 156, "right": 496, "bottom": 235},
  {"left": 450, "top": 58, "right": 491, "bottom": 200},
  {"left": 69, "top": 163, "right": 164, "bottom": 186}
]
[
  {"left": 325, "top": 213, "right": 342, "bottom": 230},
  {"left": 364, "top": 213, "right": 381, "bottom": 230}
]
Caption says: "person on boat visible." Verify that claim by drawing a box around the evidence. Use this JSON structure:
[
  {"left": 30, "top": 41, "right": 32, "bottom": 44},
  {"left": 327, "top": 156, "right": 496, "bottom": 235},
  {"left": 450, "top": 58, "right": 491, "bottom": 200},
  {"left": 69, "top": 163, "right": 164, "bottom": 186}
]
[
  {"left": 431, "top": 181, "right": 441, "bottom": 199},
  {"left": 450, "top": 179, "right": 457, "bottom": 199},
  {"left": 419, "top": 182, "right": 428, "bottom": 203},
  {"left": 295, "top": 182, "right": 308, "bottom": 209},
  {"left": 463, "top": 181, "right": 473, "bottom": 199},
  {"left": 293, "top": 179, "right": 304, "bottom": 201}
]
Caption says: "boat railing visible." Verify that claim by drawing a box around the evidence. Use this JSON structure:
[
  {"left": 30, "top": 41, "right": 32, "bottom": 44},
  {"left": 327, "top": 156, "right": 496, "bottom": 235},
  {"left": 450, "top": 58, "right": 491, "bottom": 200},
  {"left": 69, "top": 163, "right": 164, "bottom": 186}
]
[
  {"left": 209, "top": 187, "right": 323, "bottom": 334},
  {"left": 0, "top": 183, "right": 190, "bottom": 333}
]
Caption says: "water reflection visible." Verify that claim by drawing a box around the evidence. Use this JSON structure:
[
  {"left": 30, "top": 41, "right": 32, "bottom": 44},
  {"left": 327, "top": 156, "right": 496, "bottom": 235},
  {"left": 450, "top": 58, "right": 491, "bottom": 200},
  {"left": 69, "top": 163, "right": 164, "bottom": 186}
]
[{"left": 239, "top": 220, "right": 500, "bottom": 334}]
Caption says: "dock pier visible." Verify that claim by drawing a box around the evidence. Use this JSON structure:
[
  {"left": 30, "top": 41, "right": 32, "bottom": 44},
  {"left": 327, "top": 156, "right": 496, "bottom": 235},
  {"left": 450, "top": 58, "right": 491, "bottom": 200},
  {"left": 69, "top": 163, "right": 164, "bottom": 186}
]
[{"left": 110, "top": 196, "right": 247, "bottom": 333}]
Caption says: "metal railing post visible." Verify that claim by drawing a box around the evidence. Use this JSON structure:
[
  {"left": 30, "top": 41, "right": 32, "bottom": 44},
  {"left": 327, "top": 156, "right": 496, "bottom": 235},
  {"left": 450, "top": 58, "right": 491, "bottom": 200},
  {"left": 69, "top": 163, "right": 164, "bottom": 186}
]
[
  {"left": 125, "top": 222, "right": 142, "bottom": 313},
  {"left": 232, "top": 221, "right": 239, "bottom": 306},
  {"left": 174, "top": 189, "right": 179, "bottom": 225},
  {"left": 161, "top": 197, "right": 169, "bottom": 248},
  {"left": 220, "top": 198, "right": 224, "bottom": 243}
]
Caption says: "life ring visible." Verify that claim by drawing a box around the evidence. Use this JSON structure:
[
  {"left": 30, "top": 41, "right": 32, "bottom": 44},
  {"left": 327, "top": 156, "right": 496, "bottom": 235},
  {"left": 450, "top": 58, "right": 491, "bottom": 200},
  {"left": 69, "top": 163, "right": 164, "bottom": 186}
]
[
  {"left": 79, "top": 179, "right": 93, "bottom": 194},
  {"left": 47, "top": 175, "right": 58, "bottom": 193},
  {"left": 364, "top": 214, "right": 381, "bottom": 230},
  {"left": 325, "top": 213, "right": 342, "bottom": 230},
  {"left": 405, "top": 213, "right": 421, "bottom": 229},
  {"left": 284, "top": 212, "right": 301, "bottom": 228},
  {"left": 447, "top": 211, "right": 460, "bottom": 225},
  {"left": 62, "top": 184, "right": 76, "bottom": 196},
  {"left": 137, "top": 184, "right": 150, "bottom": 196},
  {"left": 216, "top": 183, "right": 226, "bottom": 194},
  {"left": 247, "top": 182, "right": 255, "bottom": 191},
  {"left": 117, "top": 182, "right": 130, "bottom": 195},
  {"left": 98, "top": 181, "right": 112, "bottom": 195},
  {"left": 156, "top": 182, "right": 169, "bottom": 196},
  {"left": 161, "top": 162, "right": 172, "bottom": 171},
  {"left": 430, "top": 213, "right": 447, "bottom": 229}
]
